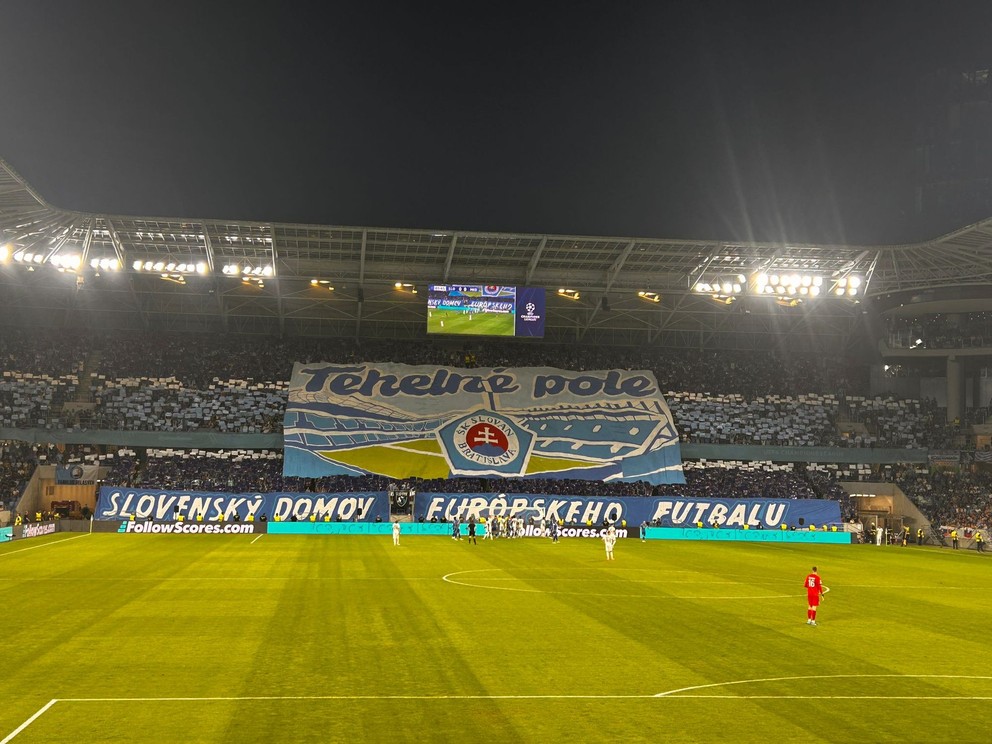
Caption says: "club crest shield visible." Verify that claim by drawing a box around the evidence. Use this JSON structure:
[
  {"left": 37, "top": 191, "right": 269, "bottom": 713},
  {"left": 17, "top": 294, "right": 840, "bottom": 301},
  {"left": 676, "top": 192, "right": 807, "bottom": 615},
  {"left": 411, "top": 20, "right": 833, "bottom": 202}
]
[{"left": 437, "top": 410, "right": 534, "bottom": 477}]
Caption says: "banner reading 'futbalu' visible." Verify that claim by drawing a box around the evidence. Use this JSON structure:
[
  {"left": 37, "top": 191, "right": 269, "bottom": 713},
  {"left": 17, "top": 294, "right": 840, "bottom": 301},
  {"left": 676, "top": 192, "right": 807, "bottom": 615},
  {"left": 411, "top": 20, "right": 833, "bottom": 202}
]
[{"left": 283, "top": 363, "right": 685, "bottom": 484}]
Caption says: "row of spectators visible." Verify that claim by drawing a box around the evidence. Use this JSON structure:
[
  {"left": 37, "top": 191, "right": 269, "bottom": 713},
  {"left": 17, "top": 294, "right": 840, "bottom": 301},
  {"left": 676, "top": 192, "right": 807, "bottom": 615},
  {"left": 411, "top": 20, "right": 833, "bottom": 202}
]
[
  {"left": 3, "top": 328, "right": 870, "bottom": 396},
  {"left": 63, "top": 386, "right": 957, "bottom": 449},
  {"left": 888, "top": 311, "right": 992, "bottom": 350},
  {"left": 893, "top": 465, "right": 992, "bottom": 529}
]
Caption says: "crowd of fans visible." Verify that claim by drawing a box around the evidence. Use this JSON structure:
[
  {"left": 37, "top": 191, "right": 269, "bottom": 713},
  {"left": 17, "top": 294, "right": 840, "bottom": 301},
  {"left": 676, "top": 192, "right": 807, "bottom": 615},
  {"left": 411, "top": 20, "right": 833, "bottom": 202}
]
[
  {"left": 894, "top": 466, "right": 992, "bottom": 529},
  {"left": 888, "top": 311, "right": 992, "bottom": 350},
  {"left": 1, "top": 327, "right": 990, "bottom": 528},
  {"left": 0, "top": 329, "right": 957, "bottom": 448}
]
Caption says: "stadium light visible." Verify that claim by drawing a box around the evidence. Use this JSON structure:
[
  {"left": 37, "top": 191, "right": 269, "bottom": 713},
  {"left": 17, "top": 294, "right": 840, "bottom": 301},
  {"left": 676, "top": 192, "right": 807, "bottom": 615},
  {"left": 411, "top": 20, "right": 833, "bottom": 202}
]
[
  {"left": 311, "top": 279, "right": 335, "bottom": 291},
  {"left": 557, "top": 288, "right": 580, "bottom": 300},
  {"left": 92, "top": 257, "right": 120, "bottom": 271},
  {"left": 637, "top": 291, "right": 661, "bottom": 303},
  {"left": 0, "top": 244, "right": 9, "bottom": 262},
  {"left": 133, "top": 260, "right": 208, "bottom": 276},
  {"left": 751, "top": 272, "right": 843, "bottom": 301},
  {"left": 694, "top": 274, "right": 744, "bottom": 303},
  {"left": 50, "top": 254, "right": 82, "bottom": 270},
  {"left": 830, "top": 274, "right": 863, "bottom": 298}
]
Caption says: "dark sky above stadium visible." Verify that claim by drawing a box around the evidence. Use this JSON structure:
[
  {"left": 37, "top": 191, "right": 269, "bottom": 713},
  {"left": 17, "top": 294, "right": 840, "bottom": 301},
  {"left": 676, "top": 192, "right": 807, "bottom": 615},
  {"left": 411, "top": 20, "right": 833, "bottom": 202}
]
[{"left": 1, "top": 2, "right": 990, "bottom": 245}]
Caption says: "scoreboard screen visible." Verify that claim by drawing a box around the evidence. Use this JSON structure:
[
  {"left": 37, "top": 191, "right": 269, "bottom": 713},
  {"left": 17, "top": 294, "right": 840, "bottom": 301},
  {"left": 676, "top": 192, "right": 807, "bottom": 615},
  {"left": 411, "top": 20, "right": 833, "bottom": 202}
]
[{"left": 427, "top": 284, "right": 545, "bottom": 337}]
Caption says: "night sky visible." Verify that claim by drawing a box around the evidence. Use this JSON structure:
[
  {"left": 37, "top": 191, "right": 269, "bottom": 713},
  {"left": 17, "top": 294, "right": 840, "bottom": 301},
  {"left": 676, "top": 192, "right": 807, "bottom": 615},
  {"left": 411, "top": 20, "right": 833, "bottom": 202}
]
[{"left": 2, "top": 2, "right": 990, "bottom": 245}]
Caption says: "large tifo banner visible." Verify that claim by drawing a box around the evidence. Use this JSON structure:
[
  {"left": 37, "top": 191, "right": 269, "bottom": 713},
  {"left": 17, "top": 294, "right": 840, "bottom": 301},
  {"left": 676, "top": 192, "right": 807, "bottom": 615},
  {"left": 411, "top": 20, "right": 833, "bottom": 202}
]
[
  {"left": 283, "top": 363, "right": 685, "bottom": 485},
  {"left": 416, "top": 493, "right": 842, "bottom": 530},
  {"left": 96, "top": 487, "right": 390, "bottom": 522}
]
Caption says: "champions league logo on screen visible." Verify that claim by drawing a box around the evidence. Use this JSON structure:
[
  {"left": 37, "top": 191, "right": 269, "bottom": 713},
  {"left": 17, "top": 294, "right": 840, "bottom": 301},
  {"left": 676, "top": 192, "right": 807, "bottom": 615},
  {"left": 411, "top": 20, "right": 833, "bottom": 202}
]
[
  {"left": 438, "top": 410, "right": 534, "bottom": 477},
  {"left": 518, "top": 301, "right": 541, "bottom": 325}
]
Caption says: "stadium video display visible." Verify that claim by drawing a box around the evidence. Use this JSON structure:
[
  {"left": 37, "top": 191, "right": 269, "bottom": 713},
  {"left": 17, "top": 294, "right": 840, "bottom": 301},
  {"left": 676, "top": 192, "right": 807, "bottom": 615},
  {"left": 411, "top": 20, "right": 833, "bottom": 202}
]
[{"left": 427, "top": 284, "right": 545, "bottom": 337}]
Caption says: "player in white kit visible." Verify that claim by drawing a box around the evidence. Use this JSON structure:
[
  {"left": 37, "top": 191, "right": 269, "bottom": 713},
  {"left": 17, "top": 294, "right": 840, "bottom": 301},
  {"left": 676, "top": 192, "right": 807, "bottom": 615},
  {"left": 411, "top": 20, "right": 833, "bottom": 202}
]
[{"left": 603, "top": 524, "right": 617, "bottom": 560}]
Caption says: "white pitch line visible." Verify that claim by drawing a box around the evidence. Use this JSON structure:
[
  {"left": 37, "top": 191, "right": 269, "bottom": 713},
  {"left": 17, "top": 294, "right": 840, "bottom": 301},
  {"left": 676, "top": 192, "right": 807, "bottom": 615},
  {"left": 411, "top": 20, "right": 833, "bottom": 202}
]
[
  {"left": 250, "top": 534, "right": 264, "bottom": 545},
  {"left": 655, "top": 673, "right": 992, "bottom": 697},
  {"left": 0, "top": 699, "right": 57, "bottom": 743},
  {"left": 61, "top": 694, "right": 651, "bottom": 702},
  {"left": 0, "top": 534, "right": 90, "bottom": 558},
  {"left": 653, "top": 695, "right": 992, "bottom": 700}
]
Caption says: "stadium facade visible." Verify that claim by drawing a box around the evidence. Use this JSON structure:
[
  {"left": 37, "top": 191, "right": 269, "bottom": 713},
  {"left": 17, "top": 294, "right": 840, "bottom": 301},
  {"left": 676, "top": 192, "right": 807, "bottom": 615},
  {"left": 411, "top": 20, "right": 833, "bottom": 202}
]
[{"left": 3, "top": 155, "right": 992, "bottom": 357}]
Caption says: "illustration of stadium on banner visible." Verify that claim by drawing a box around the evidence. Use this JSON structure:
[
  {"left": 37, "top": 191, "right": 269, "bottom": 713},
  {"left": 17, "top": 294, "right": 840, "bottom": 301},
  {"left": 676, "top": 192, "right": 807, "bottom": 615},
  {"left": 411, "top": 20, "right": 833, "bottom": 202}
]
[{"left": 283, "top": 363, "right": 685, "bottom": 485}]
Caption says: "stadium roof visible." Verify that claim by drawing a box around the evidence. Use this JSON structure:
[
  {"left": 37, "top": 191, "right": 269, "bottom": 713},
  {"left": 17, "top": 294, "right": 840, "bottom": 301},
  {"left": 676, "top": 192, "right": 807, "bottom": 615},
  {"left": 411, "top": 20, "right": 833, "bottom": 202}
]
[{"left": 2, "top": 156, "right": 992, "bottom": 351}]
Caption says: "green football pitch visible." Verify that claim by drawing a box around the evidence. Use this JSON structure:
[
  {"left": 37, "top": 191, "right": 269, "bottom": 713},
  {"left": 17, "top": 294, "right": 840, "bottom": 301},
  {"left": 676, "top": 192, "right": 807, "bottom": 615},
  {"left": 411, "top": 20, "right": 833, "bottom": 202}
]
[
  {"left": 427, "top": 308, "right": 515, "bottom": 336},
  {"left": 1, "top": 533, "right": 990, "bottom": 743}
]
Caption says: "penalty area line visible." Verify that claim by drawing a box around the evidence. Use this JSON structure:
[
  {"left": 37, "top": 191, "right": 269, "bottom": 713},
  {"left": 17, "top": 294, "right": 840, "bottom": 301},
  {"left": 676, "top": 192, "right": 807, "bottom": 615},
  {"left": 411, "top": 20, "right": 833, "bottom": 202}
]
[
  {"left": 250, "top": 534, "right": 264, "bottom": 545},
  {"left": 1, "top": 699, "right": 58, "bottom": 743}
]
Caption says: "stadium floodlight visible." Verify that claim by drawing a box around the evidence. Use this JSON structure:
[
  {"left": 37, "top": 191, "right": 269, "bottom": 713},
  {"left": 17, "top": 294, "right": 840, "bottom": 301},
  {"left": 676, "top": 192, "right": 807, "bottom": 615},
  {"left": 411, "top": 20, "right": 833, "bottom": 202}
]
[
  {"left": 557, "top": 288, "right": 580, "bottom": 300},
  {"left": 195, "top": 262, "right": 207, "bottom": 274},
  {"left": 0, "top": 244, "right": 8, "bottom": 262},
  {"left": 637, "top": 290, "right": 660, "bottom": 303},
  {"left": 132, "top": 260, "right": 143, "bottom": 271},
  {"left": 153, "top": 261, "right": 165, "bottom": 272},
  {"left": 32, "top": 254, "right": 43, "bottom": 264}
]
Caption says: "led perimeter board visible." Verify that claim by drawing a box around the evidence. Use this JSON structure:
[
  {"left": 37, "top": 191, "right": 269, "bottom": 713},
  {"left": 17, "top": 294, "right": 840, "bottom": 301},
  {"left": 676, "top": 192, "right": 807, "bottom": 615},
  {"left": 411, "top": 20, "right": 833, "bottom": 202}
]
[{"left": 427, "top": 284, "right": 545, "bottom": 337}]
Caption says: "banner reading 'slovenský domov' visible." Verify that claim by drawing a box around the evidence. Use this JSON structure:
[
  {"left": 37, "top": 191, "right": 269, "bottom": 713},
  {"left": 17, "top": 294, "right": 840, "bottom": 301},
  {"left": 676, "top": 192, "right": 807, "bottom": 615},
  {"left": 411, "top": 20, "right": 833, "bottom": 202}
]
[{"left": 283, "top": 363, "right": 685, "bottom": 485}]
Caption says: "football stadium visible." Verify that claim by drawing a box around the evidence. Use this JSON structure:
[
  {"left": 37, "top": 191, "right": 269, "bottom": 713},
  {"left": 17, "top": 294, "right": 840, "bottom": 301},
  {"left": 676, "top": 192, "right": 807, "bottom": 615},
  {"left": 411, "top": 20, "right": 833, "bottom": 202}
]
[{"left": 1, "top": 154, "right": 992, "bottom": 743}]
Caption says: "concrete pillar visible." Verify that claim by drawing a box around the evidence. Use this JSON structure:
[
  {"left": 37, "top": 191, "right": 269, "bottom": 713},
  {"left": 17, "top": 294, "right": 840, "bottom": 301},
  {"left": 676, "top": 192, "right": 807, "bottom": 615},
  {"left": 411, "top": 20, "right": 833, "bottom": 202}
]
[{"left": 947, "top": 355, "right": 964, "bottom": 426}]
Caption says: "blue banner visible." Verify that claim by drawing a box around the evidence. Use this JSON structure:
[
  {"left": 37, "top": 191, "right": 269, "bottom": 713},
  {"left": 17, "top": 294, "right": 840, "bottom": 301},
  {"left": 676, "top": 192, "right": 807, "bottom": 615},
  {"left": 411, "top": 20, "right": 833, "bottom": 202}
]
[
  {"left": 645, "top": 527, "right": 852, "bottom": 543},
  {"left": 283, "top": 363, "right": 685, "bottom": 484},
  {"left": 95, "top": 487, "right": 390, "bottom": 523},
  {"left": 415, "top": 493, "right": 841, "bottom": 531}
]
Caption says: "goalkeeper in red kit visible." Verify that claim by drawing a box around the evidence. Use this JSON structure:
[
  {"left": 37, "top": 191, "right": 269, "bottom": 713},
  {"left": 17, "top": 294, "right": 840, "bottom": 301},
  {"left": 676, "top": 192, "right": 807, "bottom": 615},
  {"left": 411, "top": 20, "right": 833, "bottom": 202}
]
[{"left": 804, "top": 566, "right": 828, "bottom": 626}]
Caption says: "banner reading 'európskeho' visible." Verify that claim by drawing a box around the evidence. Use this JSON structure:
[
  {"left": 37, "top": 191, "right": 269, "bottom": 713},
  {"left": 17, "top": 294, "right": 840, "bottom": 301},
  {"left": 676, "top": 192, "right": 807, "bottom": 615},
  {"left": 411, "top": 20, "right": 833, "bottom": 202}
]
[{"left": 283, "top": 363, "right": 685, "bottom": 484}]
